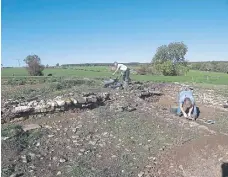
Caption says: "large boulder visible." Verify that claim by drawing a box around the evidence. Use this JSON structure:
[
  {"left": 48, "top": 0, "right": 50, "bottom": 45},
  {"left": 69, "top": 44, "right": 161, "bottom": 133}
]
[{"left": 12, "top": 106, "right": 34, "bottom": 114}]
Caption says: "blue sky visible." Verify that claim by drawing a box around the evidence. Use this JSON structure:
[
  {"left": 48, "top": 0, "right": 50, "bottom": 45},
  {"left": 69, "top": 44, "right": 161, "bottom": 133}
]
[{"left": 2, "top": 0, "right": 228, "bottom": 66}]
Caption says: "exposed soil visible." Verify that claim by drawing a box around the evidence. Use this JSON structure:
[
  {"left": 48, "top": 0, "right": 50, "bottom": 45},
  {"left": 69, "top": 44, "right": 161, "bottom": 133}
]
[
  {"left": 150, "top": 134, "right": 228, "bottom": 177},
  {"left": 1, "top": 82, "right": 228, "bottom": 177}
]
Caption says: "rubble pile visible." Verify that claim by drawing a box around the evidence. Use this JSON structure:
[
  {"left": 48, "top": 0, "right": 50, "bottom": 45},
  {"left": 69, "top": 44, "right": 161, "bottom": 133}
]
[
  {"left": 1, "top": 82, "right": 165, "bottom": 123},
  {"left": 2, "top": 82, "right": 226, "bottom": 124},
  {"left": 1, "top": 92, "right": 110, "bottom": 123}
]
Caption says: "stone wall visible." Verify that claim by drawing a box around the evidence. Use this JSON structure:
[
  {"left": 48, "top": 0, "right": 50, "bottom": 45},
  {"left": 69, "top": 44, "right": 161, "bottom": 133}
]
[{"left": 1, "top": 92, "right": 110, "bottom": 123}]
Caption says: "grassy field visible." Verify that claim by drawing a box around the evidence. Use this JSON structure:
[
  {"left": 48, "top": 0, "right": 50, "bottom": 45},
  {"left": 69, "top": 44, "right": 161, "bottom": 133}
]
[{"left": 1, "top": 67, "right": 228, "bottom": 85}]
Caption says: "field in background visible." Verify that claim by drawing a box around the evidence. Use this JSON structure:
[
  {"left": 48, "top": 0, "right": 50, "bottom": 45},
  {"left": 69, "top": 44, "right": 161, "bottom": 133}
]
[{"left": 1, "top": 67, "right": 228, "bottom": 85}]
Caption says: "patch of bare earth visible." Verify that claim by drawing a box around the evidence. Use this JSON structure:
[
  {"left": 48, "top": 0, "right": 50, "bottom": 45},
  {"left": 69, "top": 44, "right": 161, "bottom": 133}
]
[{"left": 149, "top": 134, "right": 228, "bottom": 177}]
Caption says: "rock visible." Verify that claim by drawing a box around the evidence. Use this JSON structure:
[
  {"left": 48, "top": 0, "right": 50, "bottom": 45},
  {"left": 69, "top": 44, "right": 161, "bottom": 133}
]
[
  {"left": 77, "top": 97, "right": 86, "bottom": 104},
  {"left": 88, "top": 140, "right": 97, "bottom": 145},
  {"left": 28, "top": 153, "right": 36, "bottom": 160},
  {"left": 27, "top": 97, "right": 39, "bottom": 102},
  {"left": 21, "top": 155, "right": 28, "bottom": 163},
  {"left": 149, "top": 91, "right": 162, "bottom": 95},
  {"left": 142, "top": 91, "right": 162, "bottom": 98},
  {"left": 34, "top": 105, "right": 46, "bottom": 113},
  {"left": 71, "top": 98, "right": 78, "bottom": 105},
  {"left": 52, "top": 156, "right": 58, "bottom": 161},
  {"left": 40, "top": 100, "right": 45, "bottom": 105},
  {"left": 126, "top": 106, "right": 136, "bottom": 112},
  {"left": 51, "top": 101, "right": 58, "bottom": 107},
  {"left": 4, "top": 100, "right": 19, "bottom": 107},
  {"left": 59, "top": 158, "right": 66, "bottom": 163},
  {"left": 72, "top": 135, "right": 79, "bottom": 139},
  {"left": 102, "top": 92, "right": 110, "bottom": 100},
  {"left": 72, "top": 128, "right": 77, "bottom": 133},
  {"left": 22, "top": 124, "right": 41, "bottom": 131},
  {"left": 102, "top": 132, "right": 109, "bottom": 137},
  {"left": 139, "top": 91, "right": 150, "bottom": 97},
  {"left": 82, "top": 92, "right": 95, "bottom": 97},
  {"left": 35, "top": 142, "right": 40, "bottom": 147},
  {"left": 44, "top": 125, "right": 52, "bottom": 129},
  {"left": 2, "top": 137, "right": 9, "bottom": 140},
  {"left": 9, "top": 173, "right": 24, "bottom": 177},
  {"left": 56, "top": 100, "right": 66, "bottom": 107},
  {"left": 85, "top": 96, "right": 97, "bottom": 103},
  {"left": 56, "top": 171, "right": 62, "bottom": 176},
  {"left": 138, "top": 171, "right": 144, "bottom": 177},
  {"left": 28, "top": 101, "right": 37, "bottom": 107},
  {"left": 76, "top": 124, "right": 82, "bottom": 129},
  {"left": 48, "top": 135, "right": 54, "bottom": 138},
  {"left": 12, "top": 106, "right": 34, "bottom": 114},
  {"left": 65, "top": 98, "right": 73, "bottom": 106}
]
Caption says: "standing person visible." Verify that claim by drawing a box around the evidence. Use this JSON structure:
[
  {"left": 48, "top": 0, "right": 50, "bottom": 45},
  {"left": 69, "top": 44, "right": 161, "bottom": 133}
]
[
  {"left": 112, "top": 62, "right": 130, "bottom": 84},
  {"left": 176, "top": 89, "right": 198, "bottom": 120}
]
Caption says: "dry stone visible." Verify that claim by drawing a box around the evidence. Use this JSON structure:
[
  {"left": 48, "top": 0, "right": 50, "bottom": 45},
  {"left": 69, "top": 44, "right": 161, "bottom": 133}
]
[
  {"left": 22, "top": 124, "right": 41, "bottom": 131},
  {"left": 12, "top": 106, "right": 33, "bottom": 114},
  {"left": 55, "top": 100, "right": 66, "bottom": 107},
  {"left": 1, "top": 92, "right": 111, "bottom": 123}
]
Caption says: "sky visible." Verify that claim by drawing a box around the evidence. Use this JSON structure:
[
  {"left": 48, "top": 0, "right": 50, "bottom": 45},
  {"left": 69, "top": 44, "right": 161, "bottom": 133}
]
[{"left": 2, "top": 0, "right": 228, "bottom": 66}]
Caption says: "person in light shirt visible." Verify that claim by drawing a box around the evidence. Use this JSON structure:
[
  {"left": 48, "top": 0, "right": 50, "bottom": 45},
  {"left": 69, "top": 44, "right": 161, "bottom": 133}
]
[
  {"left": 112, "top": 62, "right": 130, "bottom": 83},
  {"left": 176, "top": 89, "right": 198, "bottom": 120}
]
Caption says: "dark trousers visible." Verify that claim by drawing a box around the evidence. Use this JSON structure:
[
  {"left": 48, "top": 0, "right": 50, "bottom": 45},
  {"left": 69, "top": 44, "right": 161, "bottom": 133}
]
[{"left": 122, "top": 69, "right": 130, "bottom": 82}]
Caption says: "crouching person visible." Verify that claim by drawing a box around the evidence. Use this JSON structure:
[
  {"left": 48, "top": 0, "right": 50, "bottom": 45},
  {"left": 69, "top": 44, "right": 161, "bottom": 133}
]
[{"left": 176, "top": 90, "right": 198, "bottom": 120}]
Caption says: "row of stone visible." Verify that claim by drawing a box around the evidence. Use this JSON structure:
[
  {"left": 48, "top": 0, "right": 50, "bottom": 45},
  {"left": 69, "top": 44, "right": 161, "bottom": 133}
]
[{"left": 2, "top": 92, "right": 110, "bottom": 123}]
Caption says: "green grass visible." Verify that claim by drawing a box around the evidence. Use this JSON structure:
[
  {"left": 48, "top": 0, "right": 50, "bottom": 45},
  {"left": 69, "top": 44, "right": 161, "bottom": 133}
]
[{"left": 1, "top": 67, "right": 228, "bottom": 85}]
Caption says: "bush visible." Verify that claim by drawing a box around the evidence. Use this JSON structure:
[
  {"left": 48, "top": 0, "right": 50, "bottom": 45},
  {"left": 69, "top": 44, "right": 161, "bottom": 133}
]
[
  {"left": 137, "top": 65, "right": 156, "bottom": 75},
  {"left": 24, "top": 55, "right": 44, "bottom": 76},
  {"left": 155, "top": 61, "right": 176, "bottom": 76},
  {"left": 152, "top": 42, "right": 189, "bottom": 76},
  {"left": 155, "top": 61, "right": 189, "bottom": 76},
  {"left": 137, "top": 65, "right": 147, "bottom": 75}
]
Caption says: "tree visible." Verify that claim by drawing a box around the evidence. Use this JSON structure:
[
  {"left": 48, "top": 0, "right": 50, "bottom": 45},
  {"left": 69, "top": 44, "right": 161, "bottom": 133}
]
[
  {"left": 152, "top": 42, "right": 188, "bottom": 76},
  {"left": 56, "top": 63, "right": 60, "bottom": 67},
  {"left": 152, "top": 45, "right": 170, "bottom": 64},
  {"left": 168, "top": 42, "right": 188, "bottom": 63},
  {"left": 24, "top": 55, "right": 44, "bottom": 76}
]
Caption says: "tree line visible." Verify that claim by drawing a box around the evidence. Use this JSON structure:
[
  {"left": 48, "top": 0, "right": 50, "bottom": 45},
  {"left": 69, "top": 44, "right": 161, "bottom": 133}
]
[
  {"left": 190, "top": 61, "right": 228, "bottom": 73},
  {"left": 22, "top": 42, "right": 227, "bottom": 76}
]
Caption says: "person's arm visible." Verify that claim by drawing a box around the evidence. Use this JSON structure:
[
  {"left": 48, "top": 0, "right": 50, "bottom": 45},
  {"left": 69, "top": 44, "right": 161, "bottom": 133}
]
[
  {"left": 113, "top": 65, "right": 120, "bottom": 75},
  {"left": 180, "top": 103, "right": 187, "bottom": 117},
  {"left": 188, "top": 106, "right": 193, "bottom": 117},
  {"left": 188, "top": 98, "right": 195, "bottom": 117}
]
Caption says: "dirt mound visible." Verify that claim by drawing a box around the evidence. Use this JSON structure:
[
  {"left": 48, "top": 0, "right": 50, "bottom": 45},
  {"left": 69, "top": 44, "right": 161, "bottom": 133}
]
[{"left": 152, "top": 134, "right": 228, "bottom": 177}]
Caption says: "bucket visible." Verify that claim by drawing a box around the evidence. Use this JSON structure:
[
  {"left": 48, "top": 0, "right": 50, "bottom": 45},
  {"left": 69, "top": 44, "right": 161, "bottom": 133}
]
[{"left": 170, "top": 107, "right": 178, "bottom": 114}]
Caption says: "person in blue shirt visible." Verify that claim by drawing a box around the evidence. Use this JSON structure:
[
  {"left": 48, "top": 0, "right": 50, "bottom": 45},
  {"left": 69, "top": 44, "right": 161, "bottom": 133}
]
[{"left": 176, "top": 89, "right": 198, "bottom": 120}]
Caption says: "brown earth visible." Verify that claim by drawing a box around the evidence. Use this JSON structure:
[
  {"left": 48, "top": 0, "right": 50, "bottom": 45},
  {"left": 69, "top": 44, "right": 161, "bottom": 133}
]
[
  {"left": 150, "top": 134, "right": 228, "bottom": 177},
  {"left": 1, "top": 82, "right": 228, "bottom": 177}
]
